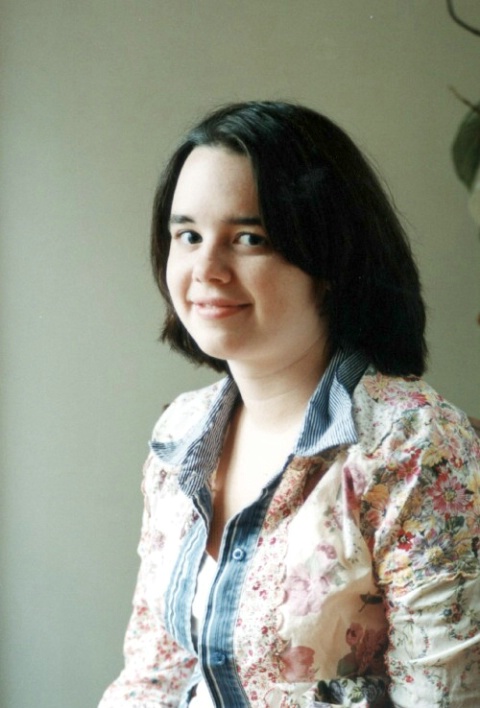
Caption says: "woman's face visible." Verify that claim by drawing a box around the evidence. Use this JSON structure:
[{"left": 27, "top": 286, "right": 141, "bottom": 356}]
[{"left": 166, "top": 145, "right": 327, "bottom": 375}]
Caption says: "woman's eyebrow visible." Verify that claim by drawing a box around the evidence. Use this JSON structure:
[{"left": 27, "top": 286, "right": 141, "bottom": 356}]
[
  {"left": 226, "top": 216, "right": 263, "bottom": 226},
  {"left": 169, "top": 214, "right": 194, "bottom": 225}
]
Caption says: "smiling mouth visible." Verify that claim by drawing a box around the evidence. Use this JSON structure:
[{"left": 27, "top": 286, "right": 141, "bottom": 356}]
[{"left": 191, "top": 301, "right": 249, "bottom": 319}]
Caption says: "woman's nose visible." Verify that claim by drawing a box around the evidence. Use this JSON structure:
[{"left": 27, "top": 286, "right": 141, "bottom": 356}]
[{"left": 192, "top": 244, "right": 231, "bottom": 283}]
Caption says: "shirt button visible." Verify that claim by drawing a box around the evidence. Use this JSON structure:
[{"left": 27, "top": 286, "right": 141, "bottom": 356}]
[
  {"left": 232, "top": 547, "right": 246, "bottom": 561},
  {"left": 211, "top": 652, "right": 226, "bottom": 666}
]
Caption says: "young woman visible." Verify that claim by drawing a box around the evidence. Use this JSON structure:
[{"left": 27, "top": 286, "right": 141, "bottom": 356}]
[{"left": 99, "top": 102, "right": 480, "bottom": 707}]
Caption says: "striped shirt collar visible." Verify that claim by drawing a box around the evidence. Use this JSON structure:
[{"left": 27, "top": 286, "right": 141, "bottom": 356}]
[{"left": 152, "top": 348, "right": 369, "bottom": 497}]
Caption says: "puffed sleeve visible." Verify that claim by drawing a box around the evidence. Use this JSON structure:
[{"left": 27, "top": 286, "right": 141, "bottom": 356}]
[
  {"left": 98, "top": 453, "right": 197, "bottom": 707},
  {"left": 363, "top": 404, "right": 480, "bottom": 707}
]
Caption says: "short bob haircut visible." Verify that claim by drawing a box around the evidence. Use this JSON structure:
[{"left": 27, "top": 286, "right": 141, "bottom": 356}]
[{"left": 151, "top": 101, "right": 427, "bottom": 376}]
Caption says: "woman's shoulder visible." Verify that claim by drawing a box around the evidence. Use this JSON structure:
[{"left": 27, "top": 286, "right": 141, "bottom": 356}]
[
  {"left": 352, "top": 369, "right": 477, "bottom": 453},
  {"left": 356, "top": 369, "right": 446, "bottom": 406},
  {"left": 151, "top": 377, "right": 230, "bottom": 443}
]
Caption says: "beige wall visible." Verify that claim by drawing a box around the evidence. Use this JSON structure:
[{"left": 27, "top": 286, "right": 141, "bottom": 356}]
[{"left": 1, "top": 1, "right": 479, "bottom": 706}]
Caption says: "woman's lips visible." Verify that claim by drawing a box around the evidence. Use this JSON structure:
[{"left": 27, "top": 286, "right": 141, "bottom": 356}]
[{"left": 191, "top": 299, "right": 249, "bottom": 319}]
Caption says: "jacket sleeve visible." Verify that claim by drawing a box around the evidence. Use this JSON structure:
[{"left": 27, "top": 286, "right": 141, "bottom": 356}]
[
  {"left": 364, "top": 409, "right": 480, "bottom": 707},
  {"left": 98, "top": 453, "right": 197, "bottom": 707}
]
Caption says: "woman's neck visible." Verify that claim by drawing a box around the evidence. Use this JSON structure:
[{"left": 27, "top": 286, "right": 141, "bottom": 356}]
[{"left": 228, "top": 337, "right": 330, "bottom": 434}]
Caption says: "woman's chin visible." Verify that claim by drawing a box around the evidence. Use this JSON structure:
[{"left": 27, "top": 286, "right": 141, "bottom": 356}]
[{"left": 193, "top": 336, "right": 241, "bottom": 363}]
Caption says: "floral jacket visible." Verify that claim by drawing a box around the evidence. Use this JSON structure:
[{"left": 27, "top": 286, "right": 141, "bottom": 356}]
[{"left": 99, "top": 350, "right": 480, "bottom": 708}]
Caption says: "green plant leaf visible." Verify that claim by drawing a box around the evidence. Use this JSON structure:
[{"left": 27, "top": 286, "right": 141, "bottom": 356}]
[{"left": 452, "top": 103, "right": 480, "bottom": 190}]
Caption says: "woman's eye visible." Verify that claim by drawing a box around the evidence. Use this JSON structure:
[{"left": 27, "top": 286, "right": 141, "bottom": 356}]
[
  {"left": 237, "top": 233, "right": 269, "bottom": 247},
  {"left": 177, "top": 231, "right": 202, "bottom": 245}
]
